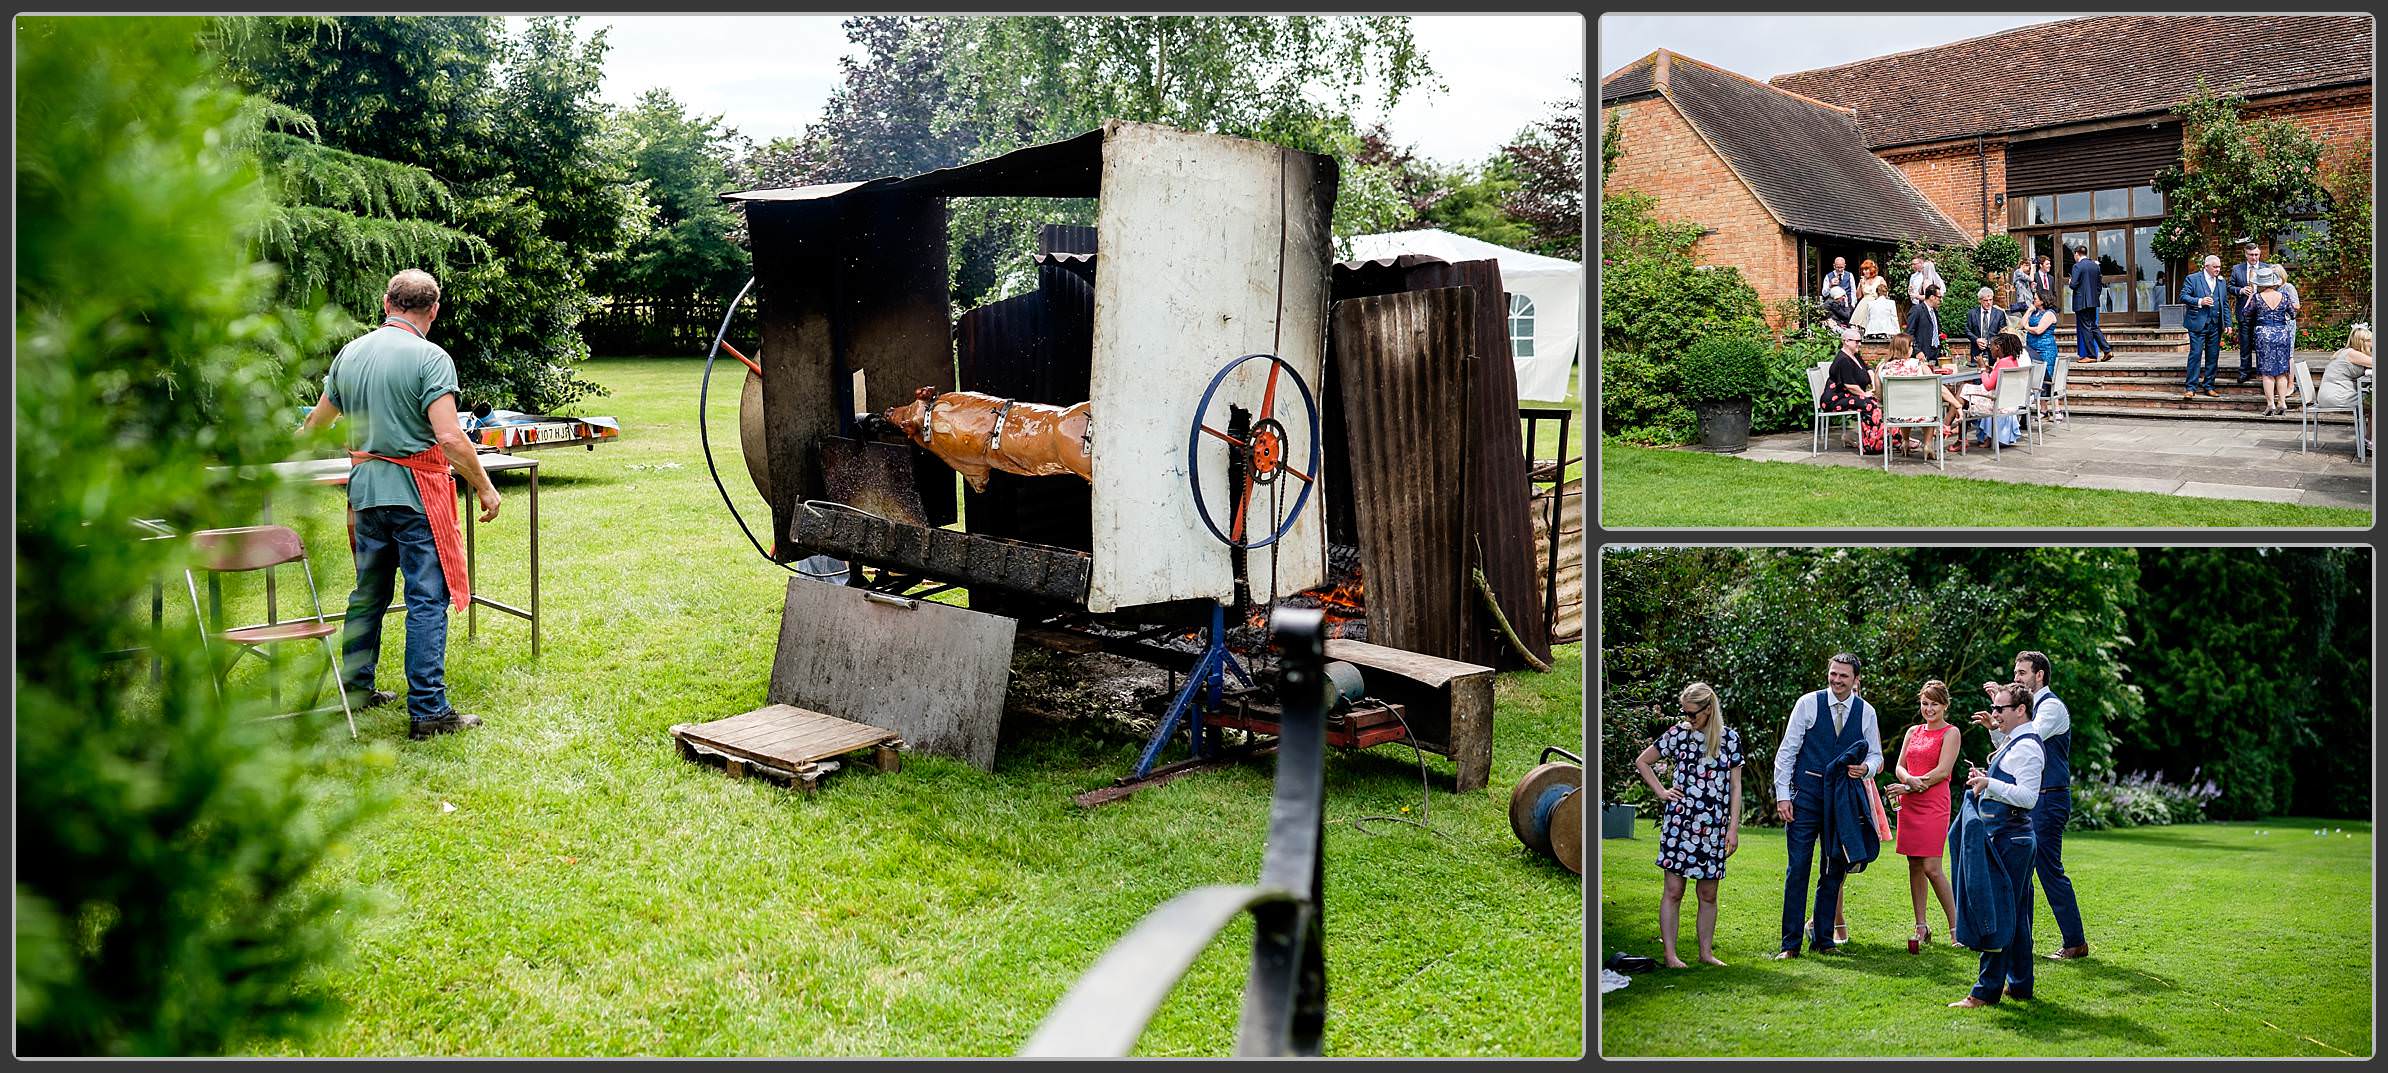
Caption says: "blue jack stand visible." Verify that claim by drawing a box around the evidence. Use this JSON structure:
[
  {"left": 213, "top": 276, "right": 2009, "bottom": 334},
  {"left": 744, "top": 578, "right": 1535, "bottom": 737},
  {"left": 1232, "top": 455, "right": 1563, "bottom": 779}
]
[{"left": 1132, "top": 602, "right": 1251, "bottom": 779}]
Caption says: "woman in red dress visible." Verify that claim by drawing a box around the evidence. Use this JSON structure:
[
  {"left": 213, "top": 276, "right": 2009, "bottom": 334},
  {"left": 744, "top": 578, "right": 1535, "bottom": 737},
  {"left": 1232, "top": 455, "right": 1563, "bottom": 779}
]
[{"left": 1885, "top": 680, "right": 1963, "bottom": 953}]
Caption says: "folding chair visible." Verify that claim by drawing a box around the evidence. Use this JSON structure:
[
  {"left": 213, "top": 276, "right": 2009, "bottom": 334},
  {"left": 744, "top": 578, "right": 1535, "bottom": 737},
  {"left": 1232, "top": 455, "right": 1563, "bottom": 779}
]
[
  {"left": 1961, "top": 367, "right": 2031, "bottom": 460},
  {"left": 2019, "top": 359, "right": 2047, "bottom": 447},
  {"left": 1881, "top": 375, "right": 1948, "bottom": 471},
  {"left": 2040, "top": 357, "right": 2071, "bottom": 430},
  {"left": 1809, "top": 362, "right": 1860, "bottom": 455},
  {"left": 183, "top": 525, "right": 358, "bottom": 739}
]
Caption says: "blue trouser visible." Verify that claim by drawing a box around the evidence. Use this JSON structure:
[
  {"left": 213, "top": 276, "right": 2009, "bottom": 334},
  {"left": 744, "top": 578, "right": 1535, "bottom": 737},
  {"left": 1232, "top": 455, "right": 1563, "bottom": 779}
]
[
  {"left": 2185, "top": 324, "right": 2221, "bottom": 392},
  {"left": 2236, "top": 308, "right": 2258, "bottom": 376},
  {"left": 341, "top": 504, "right": 455, "bottom": 723},
  {"left": 1974, "top": 822, "right": 2038, "bottom": 1001},
  {"left": 2030, "top": 786, "right": 2087, "bottom": 949},
  {"left": 2074, "top": 307, "right": 2102, "bottom": 357},
  {"left": 1779, "top": 792, "right": 1848, "bottom": 951}
]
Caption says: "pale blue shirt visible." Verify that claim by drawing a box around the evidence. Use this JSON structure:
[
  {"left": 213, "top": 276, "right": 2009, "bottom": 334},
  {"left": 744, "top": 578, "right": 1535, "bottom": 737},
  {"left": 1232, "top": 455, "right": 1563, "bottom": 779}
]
[{"left": 1772, "top": 689, "right": 1883, "bottom": 800}]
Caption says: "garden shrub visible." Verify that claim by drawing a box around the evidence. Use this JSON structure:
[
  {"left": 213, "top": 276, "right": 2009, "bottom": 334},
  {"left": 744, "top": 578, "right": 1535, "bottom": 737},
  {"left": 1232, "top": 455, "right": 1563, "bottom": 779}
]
[
  {"left": 1599, "top": 351, "right": 1694, "bottom": 445},
  {"left": 16, "top": 17, "right": 386, "bottom": 1055},
  {"left": 1895, "top": 238, "right": 1984, "bottom": 311},
  {"left": 1675, "top": 334, "right": 1769, "bottom": 403},
  {"left": 1972, "top": 232, "right": 2023, "bottom": 293},
  {"left": 2070, "top": 769, "right": 2221, "bottom": 831},
  {"left": 1751, "top": 330, "right": 1839, "bottom": 435}
]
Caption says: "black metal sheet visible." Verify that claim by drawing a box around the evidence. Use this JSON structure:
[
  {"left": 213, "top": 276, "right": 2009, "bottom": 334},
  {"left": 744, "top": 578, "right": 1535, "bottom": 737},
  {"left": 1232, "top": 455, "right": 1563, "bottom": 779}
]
[
  {"left": 820, "top": 436, "right": 929, "bottom": 528},
  {"left": 955, "top": 260, "right": 1096, "bottom": 564}
]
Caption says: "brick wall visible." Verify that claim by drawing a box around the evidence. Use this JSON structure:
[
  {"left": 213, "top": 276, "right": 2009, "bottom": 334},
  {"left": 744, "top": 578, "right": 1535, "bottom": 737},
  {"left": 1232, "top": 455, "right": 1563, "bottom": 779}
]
[
  {"left": 1882, "top": 140, "right": 2005, "bottom": 242},
  {"left": 2251, "top": 89, "right": 2373, "bottom": 317},
  {"left": 1604, "top": 96, "right": 1801, "bottom": 325}
]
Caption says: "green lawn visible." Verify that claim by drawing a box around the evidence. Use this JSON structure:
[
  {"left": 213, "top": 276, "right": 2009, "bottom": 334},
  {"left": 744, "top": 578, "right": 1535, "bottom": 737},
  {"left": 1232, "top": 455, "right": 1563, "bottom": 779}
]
[
  {"left": 1602, "top": 444, "right": 2372, "bottom": 527},
  {"left": 223, "top": 357, "right": 1583, "bottom": 1057},
  {"left": 1600, "top": 818, "right": 2373, "bottom": 1057}
]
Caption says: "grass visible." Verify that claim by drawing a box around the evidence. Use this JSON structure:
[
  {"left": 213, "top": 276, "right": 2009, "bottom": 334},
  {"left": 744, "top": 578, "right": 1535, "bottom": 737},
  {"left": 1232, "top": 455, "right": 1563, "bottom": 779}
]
[
  {"left": 1599, "top": 818, "right": 2373, "bottom": 1057},
  {"left": 1601, "top": 444, "right": 2372, "bottom": 527},
  {"left": 220, "top": 357, "right": 1584, "bottom": 1057}
]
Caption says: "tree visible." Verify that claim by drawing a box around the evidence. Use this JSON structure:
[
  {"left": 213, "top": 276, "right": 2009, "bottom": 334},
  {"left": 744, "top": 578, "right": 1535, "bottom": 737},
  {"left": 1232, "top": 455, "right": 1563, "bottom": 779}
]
[
  {"left": 1502, "top": 74, "right": 1584, "bottom": 260},
  {"left": 17, "top": 15, "right": 383, "bottom": 1054},
  {"left": 592, "top": 89, "right": 748, "bottom": 318},
  {"left": 2153, "top": 85, "right": 2326, "bottom": 271},
  {"left": 216, "top": 16, "right": 635, "bottom": 411}
]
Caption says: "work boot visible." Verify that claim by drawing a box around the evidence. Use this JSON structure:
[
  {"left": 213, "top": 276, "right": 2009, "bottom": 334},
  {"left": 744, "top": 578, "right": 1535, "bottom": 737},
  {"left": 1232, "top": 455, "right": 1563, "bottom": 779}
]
[
  {"left": 349, "top": 688, "right": 399, "bottom": 711},
  {"left": 409, "top": 712, "right": 485, "bottom": 741}
]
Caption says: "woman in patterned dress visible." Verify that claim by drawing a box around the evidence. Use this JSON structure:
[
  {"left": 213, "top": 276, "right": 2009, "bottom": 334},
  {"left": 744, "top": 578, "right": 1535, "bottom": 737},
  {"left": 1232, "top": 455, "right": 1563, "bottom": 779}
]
[
  {"left": 1633, "top": 681, "right": 1745, "bottom": 968},
  {"left": 2244, "top": 266, "right": 2298, "bottom": 415}
]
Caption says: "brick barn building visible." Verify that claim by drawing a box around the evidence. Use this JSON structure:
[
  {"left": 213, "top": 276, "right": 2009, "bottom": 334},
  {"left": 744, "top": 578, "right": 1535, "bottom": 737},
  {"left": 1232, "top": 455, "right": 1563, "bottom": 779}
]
[{"left": 1601, "top": 15, "right": 2373, "bottom": 329}]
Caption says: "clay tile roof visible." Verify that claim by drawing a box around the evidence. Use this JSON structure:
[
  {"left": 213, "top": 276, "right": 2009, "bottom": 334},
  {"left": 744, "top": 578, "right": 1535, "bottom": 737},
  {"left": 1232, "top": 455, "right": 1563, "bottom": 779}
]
[
  {"left": 1652, "top": 52, "right": 1970, "bottom": 246},
  {"left": 1600, "top": 52, "right": 1658, "bottom": 102},
  {"left": 1770, "top": 15, "right": 2374, "bottom": 150}
]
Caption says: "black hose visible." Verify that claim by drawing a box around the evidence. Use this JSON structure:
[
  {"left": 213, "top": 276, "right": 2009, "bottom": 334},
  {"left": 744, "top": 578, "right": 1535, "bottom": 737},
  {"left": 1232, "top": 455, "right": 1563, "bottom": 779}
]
[{"left": 700, "top": 276, "right": 797, "bottom": 573}]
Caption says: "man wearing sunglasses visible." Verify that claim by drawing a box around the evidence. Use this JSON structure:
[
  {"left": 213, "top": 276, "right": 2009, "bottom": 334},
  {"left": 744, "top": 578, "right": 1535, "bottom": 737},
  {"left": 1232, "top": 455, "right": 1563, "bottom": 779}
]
[{"left": 1975, "top": 651, "right": 2090, "bottom": 962}]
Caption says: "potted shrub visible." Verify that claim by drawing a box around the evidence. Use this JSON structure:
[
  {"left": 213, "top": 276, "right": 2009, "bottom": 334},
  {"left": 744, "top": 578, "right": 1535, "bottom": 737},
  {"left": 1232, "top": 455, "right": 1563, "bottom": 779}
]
[
  {"left": 1602, "top": 799, "right": 1639, "bottom": 839},
  {"left": 1676, "top": 334, "right": 1769, "bottom": 452}
]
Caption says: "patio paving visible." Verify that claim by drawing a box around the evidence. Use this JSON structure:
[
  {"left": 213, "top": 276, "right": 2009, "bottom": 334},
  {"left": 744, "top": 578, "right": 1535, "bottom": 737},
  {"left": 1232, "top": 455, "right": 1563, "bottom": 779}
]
[{"left": 1737, "top": 414, "right": 2373, "bottom": 512}]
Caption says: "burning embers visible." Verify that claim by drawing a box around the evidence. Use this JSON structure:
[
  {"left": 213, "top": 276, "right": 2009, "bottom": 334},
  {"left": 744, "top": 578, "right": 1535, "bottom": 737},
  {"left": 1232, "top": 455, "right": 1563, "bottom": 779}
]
[{"left": 1248, "top": 543, "right": 1367, "bottom": 641}]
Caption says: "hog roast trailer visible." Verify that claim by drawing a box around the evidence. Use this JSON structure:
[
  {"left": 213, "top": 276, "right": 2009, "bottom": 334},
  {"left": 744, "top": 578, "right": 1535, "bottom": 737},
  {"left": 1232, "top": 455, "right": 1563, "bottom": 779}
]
[{"left": 714, "top": 121, "right": 1345, "bottom": 776}]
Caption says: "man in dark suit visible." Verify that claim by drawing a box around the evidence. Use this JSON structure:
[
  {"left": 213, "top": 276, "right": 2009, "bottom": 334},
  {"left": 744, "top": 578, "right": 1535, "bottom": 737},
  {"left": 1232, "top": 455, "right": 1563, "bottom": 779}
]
[
  {"left": 2179, "top": 253, "right": 2228, "bottom": 399},
  {"left": 1965, "top": 286, "right": 2005, "bottom": 366},
  {"left": 2228, "top": 240, "right": 2278, "bottom": 384},
  {"left": 1907, "top": 284, "right": 1944, "bottom": 361},
  {"left": 2067, "top": 246, "right": 2111, "bottom": 363}
]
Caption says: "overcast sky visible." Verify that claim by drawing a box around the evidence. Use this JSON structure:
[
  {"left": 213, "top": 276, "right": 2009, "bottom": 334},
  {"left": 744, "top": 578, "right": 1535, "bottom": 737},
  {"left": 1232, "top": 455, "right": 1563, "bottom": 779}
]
[
  {"left": 520, "top": 14, "right": 1585, "bottom": 169},
  {"left": 1597, "top": 14, "right": 2070, "bottom": 84}
]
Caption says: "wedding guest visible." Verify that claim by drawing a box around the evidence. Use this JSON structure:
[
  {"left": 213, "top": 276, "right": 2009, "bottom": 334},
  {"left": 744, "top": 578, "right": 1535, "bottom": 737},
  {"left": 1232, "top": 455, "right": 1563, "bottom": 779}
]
[
  {"left": 1961, "top": 334, "right": 2025, "bottom": 447},
  {"left": 2068, "top": 246, "right": 2113, "bottom": 363},
  {"left": 2022, "top": 288, "right": 2062, "bottom": 375},
  {"left": 1772, "top": 653, "right": 1882, "bottom": 958},
  {"left": 1634, "top": 681, "right": 1745, "bottom": 968},
  {"left": 1882, "top": 681, "right": 1962, "bottom": 953},
  {"left": 1949, "top": 683, "right": 2044, "bottom": 1007},
  {"left": 1965, "top": 286, "right": 2004, "bottom": 364},
  {"left": 1855, "top": 259, "right": 1900, "bottom": 339},
  {"left": 1907, "top": 254, "right": 1946, "bottom": 306},
  {"left": 1976, "top": 652, "right": 2088, "bottom": 961},
  {"left": 1906, "top": 284, "right": 1945, "bottom": 363},
  {"left": 2244, "top": 267, "right": 2297, "bottom": 416},
  {"left": 2009, "top": 255, "right": 2036, "bottom": 314},
  {"left": 1824, "top": 327, "right": 1887, "bottom": 454},
  {"left": 1875, "top": 335, "right": 1966, "bottom": 452},
  {"left": 1822, "top": 256, "right": 1857, "bottom": 327},
  {"left": 2316, "top": 326, "right": 2374, "bottom": 453},
  {"left": 2229, "top": 240, "right": 2278, "bottom": 384},
  {"left": 2180, "top": 253, "right": 2228, "bottom": 400},
  {"left": 2278, "top": 266, "right": 2303, "bottom": 351}
]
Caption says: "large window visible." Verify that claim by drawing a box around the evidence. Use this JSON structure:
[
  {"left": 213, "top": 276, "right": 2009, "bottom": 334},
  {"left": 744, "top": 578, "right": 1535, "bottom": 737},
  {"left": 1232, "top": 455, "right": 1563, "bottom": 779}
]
[
  {"left": 1509, "top": 293, "right": 1535, "bottom": 359},
  {"left": 2014, "top": 182, "right": 2173, "bottom": 321}
]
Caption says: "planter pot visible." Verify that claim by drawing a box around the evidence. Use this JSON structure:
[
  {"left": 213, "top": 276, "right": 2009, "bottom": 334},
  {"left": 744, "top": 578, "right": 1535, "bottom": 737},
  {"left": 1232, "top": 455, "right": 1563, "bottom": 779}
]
[
  {"left": 1691, "top": 398, "right": 1753, "bottom": 452},
  {"left": 2157, "top": 303, "right": 2187, "bottom": 330},
  {"left": 1601, "top": 802, "right": 1638, "bottom": 839}
]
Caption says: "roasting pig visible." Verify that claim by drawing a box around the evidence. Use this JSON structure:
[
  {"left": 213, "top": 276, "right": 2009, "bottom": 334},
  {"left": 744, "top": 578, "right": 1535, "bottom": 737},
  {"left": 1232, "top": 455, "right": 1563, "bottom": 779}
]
[{"left": 873, "top": 385, "right": 1092, "bottom": 493}]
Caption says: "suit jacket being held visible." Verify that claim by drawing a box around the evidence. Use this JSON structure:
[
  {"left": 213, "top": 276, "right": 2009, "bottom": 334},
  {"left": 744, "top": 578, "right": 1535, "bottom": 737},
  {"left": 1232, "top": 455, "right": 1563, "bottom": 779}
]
[{"left": 1818, "top": 738, "right": 1883, "bottom": 876}]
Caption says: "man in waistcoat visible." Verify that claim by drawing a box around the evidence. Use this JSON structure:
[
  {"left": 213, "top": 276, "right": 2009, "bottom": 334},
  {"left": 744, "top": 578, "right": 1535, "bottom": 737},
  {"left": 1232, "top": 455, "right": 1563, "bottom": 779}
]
[
  {"left": 1977, "top": 650, "right": 2089, "bottom": 960},
  {"left": 1950, "top": 683, "right": 2044, "bottom": 1007},
  {"left": 1772, "top": 652, "right": 1883, "bottom": 958}
]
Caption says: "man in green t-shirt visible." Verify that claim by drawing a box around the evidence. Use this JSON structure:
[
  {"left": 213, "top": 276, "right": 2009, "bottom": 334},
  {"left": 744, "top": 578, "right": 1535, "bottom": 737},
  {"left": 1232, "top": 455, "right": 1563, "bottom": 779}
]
[{"left": 303, "top": 269, "right": 500, "bottom": 739}]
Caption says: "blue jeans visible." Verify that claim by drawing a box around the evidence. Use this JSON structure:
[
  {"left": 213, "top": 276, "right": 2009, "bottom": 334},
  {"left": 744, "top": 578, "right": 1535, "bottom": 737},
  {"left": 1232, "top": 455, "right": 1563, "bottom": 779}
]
[
  {"left": 2185, "top": 324, "right": 2221, "bottom": 392},
  {"left": 2030, "top": 787, "right": 2088, "bottom": 949},
  {"left": 341, "top": 505, "right": 454, "bottom": 723},
  {"left": 1778, "top": 792, "right": 1847, "bottom": 951}
]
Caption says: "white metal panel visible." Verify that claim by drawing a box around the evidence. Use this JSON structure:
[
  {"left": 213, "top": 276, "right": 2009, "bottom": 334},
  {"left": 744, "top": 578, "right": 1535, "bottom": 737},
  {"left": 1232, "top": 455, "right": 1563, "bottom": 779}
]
[{"left": 1086, "top": 121, "right": 1329, "bottom": 612}]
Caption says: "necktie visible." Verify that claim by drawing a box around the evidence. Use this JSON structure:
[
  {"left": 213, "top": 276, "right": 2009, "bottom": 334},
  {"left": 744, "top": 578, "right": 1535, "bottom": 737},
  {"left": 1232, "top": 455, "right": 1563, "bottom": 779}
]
[{"left": 1832, "top": 700, "right": 1847, "bottom": 735}]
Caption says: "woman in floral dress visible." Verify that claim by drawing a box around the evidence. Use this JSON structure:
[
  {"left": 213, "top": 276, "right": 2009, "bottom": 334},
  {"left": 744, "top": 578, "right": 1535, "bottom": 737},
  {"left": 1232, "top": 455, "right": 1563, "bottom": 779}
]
[
  {"left": 1633, "top": 681, "right": 1745, "bottom": 968},
  {"left": 2244, "top": 266, "right": 2299, "bottom": 415}
]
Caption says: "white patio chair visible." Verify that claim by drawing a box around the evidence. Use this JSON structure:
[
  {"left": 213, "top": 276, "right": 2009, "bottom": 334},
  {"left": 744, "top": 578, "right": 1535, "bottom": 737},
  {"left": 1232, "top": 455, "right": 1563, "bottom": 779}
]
[
  {"left": 1881, "top": 375, "right": 1946, "bottom": 471},
  {"left": 2040, "top": 357, "right": 2071, "bottom": 430},
  {"left": 1961, "top": 365, "right": 2031, "bottom": 460},
  {"left": 2294, "top": 358, "right": 2360, "bottom": 456},
  {"left": 1809, "top": 361, "right": 1860, "bottom": 455},
  {"left": 2019, "top": 359, "right": 2046, "bottom": 447}
]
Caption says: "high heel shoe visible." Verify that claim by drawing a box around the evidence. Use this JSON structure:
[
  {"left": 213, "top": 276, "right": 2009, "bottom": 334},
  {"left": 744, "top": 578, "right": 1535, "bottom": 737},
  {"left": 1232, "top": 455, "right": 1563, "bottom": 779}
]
[
  {"left": 1834, "top": 923, "right": 1850, "bottom": 945},
  {"left": 1910, "top": 923, "right": 1929, "bottom": 955}
]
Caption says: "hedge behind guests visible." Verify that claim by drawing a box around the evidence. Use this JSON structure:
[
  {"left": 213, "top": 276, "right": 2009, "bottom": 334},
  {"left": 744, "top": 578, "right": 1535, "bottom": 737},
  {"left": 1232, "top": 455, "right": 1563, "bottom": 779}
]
[{"left": 1600, "top": 547, "right": 2371, "bottom": 826}]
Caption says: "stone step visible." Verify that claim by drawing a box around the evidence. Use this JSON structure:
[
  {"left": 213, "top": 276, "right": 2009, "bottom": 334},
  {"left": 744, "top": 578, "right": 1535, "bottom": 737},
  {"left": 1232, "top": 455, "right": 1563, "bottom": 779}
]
[
  {"left": 2065, "top": 400, "right": 2357, "bottom": 424},
  {"left": 2058, "top": 326, "right": 2187, "bottom": 338}
]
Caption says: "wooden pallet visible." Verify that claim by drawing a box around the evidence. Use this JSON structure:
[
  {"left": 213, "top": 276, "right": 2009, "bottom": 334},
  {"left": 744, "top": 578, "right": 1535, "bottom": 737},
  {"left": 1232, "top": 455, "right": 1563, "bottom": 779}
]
[{"left": 670, "top": 704, "right": 904, "bottom": 795}]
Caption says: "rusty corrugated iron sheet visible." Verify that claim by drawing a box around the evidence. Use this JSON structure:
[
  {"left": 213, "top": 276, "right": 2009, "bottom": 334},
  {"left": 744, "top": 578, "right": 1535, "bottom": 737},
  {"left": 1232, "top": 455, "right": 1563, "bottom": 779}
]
[
  {"left": 1039, "top": 223, "right": 1098, "bottom": 256},
  {"left": 1331, "top": 287, "right": 1475, "bottom": 663},
  {"left": 1328, "top": 257, "right": 1550, "bottom": 669}
]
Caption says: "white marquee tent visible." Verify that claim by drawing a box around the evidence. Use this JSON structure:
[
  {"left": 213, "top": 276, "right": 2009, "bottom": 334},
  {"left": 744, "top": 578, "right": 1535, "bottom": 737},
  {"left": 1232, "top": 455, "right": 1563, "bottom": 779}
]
[{"left": 1345, "top": 228, "right": 1582, "bottom": 402}]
